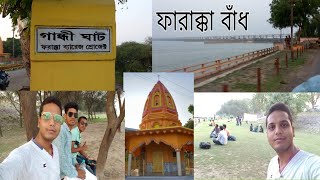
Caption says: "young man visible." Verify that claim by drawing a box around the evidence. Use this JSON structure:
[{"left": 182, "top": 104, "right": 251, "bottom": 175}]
[
  {"left": 213, "top": 126, "right": 227, "bottom": 145},
  {"left": 71, "top": 116, "right": 96, "bottom": 175},
  {"left": 266, "top": 102, "right": 320, "bottom": 179},
  {"left": 0, "top": 96, "right": 63, "bottom": 180},
  {"left": 53, "top": 102, "right": 86, "bottom": 179},
  {"left": 223, "top": 124, "right": 236, "bottom": 141}
]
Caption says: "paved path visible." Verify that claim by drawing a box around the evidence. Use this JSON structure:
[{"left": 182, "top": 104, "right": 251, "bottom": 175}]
[
  {"left": 6, "top": 68, "right": 29, "bottom": 91},
  {"left": 310, "top": 49, "right": 320, "bottom": 76}
]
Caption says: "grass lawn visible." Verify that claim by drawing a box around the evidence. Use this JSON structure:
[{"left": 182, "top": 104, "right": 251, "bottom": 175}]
[
  {"left": 0, "top": 127, "right": 26, "bottom": 162},
  {"left": 194, "top": 119, "right": 320, "bottom": 179},
  {"left": 82, "top": 113, "right": 107, "bottom": 123}
]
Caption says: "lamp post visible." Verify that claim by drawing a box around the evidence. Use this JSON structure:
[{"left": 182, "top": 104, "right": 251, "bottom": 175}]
[
  {"left": 290, "top": 0, "right": 294, "bottom": 61},
  {"left": 12, "top": 28, "right": 15, "bottom": 58}
]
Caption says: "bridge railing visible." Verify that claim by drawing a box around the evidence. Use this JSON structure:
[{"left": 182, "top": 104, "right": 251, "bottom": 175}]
[{"left": 171, "top": 47, "right": 279, "bottom": 80}]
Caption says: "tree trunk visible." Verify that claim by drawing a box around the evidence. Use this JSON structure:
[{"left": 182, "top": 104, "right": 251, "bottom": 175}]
[
  {"left": 96, "top": 91, "right": 125, "bottom": 179},
  {"left": 20, "top": 91, "right": 38, "bottom": 141},
  {"left": 19, "top": 110, "right": 23, "bottom": 128},
  {"left": 0, "top": 125, "right": 3, "bottom": 137},
  {"left": 18, "top": 93, "right": 23, "bottom": 128},
  {"left": 19, "top": 30, "right": 31, "bottom": 78}
]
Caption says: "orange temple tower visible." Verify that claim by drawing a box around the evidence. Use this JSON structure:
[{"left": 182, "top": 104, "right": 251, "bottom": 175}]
[{"left": 125, "top": 80, "right": 194, "bottom": 176}]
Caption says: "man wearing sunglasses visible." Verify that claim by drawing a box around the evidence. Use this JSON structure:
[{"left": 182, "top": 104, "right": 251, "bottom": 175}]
[
  {"left": 53, "top": 102, "right": 86, "bottom": 180},
  {"left": 71, "top": 116, "right": 96, "bottom": 175},
  {"left": 0, "top": 96, "right": 63, "bottom": 180}
]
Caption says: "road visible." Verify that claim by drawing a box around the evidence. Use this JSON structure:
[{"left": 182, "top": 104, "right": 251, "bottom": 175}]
[
  {"left": 291, "top": 49, "right": 320, "bottom": 91},
  {"left": 6, "top": 68, "right": 29, "bottom": 91},
  {"left": 310, "top": 49, "right": 320, "bottom": 76}
]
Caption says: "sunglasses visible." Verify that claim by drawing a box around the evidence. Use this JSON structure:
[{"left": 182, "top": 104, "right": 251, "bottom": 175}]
[
  {"left": 41, "top": 112, "right": 64, "bottom": 124},
  {"left": 80, "top": 122, "right": 88, "bottom": 127},
  {"left": 67, "top": 112, "right": 78, "bottom": 118}
]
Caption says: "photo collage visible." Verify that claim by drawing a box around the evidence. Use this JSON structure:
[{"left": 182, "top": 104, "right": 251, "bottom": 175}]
[{"left": 0, "top": 0, "right": 320, "bottom": 179}]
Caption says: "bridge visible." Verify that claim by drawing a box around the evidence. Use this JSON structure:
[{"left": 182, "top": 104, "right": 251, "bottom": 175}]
[{"left": 154, "top": 34, "right": 290, "bottom": 43}]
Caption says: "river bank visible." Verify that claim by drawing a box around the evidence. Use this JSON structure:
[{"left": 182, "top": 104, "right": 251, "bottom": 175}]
[{"left": 195, "top": 46, "right": 320, "bottom": 92}]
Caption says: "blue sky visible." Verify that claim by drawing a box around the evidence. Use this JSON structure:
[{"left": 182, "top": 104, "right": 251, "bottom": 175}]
[{"left": 124, "top": 73, "right": 194, "bottom": 129}]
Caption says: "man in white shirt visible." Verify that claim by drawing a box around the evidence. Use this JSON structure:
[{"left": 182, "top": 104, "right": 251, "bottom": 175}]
[
  {"left": 266, "top": 102, "right": 320, "bottom": 180},
  {"left": 213, "top": 126, "right": 228, "bottom": 145},
  {"left": 0, "top": 96, "right": 63, "bottom": 180}
]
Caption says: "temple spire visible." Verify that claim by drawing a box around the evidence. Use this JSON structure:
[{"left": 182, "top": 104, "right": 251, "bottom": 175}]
[{"left": 139, "top": 80, "right": 182, "bottom": 130}]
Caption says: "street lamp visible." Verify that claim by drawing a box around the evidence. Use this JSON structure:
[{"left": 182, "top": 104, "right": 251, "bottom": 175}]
[
  {"left": 12, "top": 27, "right": 15, "bottom": 58},
  {"left": 291, "top": 0, "right": 294, "bottom": 61}
]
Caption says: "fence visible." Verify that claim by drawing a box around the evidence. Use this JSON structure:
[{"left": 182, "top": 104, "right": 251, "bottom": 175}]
[
  {"left": 0, "top": 58, "right": 24, "bottom": 71},
  {"left": 171, "top": 47, "right": 279, "bottom": 80}
]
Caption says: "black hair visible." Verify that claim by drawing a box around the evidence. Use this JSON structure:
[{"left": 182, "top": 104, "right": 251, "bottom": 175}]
[
  {"left": 223, "top": 124, "right": 227, "bottom": 129},
  {"left": 39, "top": 96, "right": 62, "bottom": 117},
  {"left": 78, "top": 116, "right": 87, "bottom": 123},
  {"left": 266, "top": 102, "right": 293, "bottom": 127},
  {"left": 219, "top": 126, "right": 224, "bottom": 131},
  {"left": 64, "top": 102, "right": 79, "bottom": 114}
]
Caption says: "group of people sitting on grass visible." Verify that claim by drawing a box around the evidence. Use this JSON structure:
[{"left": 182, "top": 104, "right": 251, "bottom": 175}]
[
  {"left": 250, "top": 123, "right": 264, "bottom": 133},
  {"left": 210, "top": 124, "right": 236, "bottom": 145}
]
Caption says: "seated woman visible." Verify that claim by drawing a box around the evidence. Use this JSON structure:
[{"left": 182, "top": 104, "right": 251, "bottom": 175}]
[{"left": 210, "top": 124, "right": 220, "bottom": 138}]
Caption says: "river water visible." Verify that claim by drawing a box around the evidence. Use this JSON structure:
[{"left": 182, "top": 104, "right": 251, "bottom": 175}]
[{"left": 153, "top": 40, "right": 273, "bottom": 71}]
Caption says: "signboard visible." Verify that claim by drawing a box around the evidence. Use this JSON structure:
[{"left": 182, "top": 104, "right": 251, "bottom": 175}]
[
  {"left": 243, "top": 113, "right": 257, "bottom": 122},
  {"left": 36, "top": 27, "right": 111, "bottom": 53}
]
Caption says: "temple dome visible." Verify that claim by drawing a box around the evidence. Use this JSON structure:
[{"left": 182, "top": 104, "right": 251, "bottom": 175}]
[{"left": 139, "top": 80, "right": 182, "bottom": 129}]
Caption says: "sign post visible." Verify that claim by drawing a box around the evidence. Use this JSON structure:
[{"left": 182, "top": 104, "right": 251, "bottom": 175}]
[{"left": 30, "top": 0, "right": 116, "bottom": 90}]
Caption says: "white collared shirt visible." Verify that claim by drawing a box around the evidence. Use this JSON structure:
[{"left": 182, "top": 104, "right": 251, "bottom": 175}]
[
  {"left": 267, "top": 150, "right": 320, "bottom": 180},
  {"left": 0, "top": 140, "right": 60, "bottom": 180}
]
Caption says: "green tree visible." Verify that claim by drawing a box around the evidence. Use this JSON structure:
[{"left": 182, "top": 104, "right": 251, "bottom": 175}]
[
  {"left": 3, "top": 38, "right": 22, "bottom": 57},
  {"left": 302, "top": 92, "right": 320, "bottom": 110},
  {"left": 184, "top": 118, "right": 194, "bottom": 129},
  {"left": 251, "top": 93, "right": 269, "bottom": 114},
  {"left": 217, "top": 99, "right": 251, "bottom": 117},
  {"left": 188, "top": 104, "right": 194, "bottom": 116},
  {"left": 268, "top": 0, "right": 320, "bottom": 39},
  {"left": 252, "top": 93, "right": 309, "bottom": 118},
  {"left": 116, "top": 40, "right": 152, "bottom": 86}
]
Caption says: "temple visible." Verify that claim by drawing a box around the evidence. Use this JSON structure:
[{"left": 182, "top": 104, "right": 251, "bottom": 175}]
[{"left": 125, "top": 80, "right": 194, "bottom": 177}]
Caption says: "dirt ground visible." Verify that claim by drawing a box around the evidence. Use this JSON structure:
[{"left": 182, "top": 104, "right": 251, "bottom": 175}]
[
  {"left": 82, "top": 121, "right": 125, "bottom": 180},
  {"left": 195, "top": 48, "right": 320, "bottom": 92}
]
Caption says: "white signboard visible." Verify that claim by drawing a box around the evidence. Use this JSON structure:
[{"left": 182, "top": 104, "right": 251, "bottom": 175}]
[
  {"left": 243, "top": 113, "right": 257, "bottom": 122},
  {"left": 36, "top": 27, "right": 111, "bottom": 53}
]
